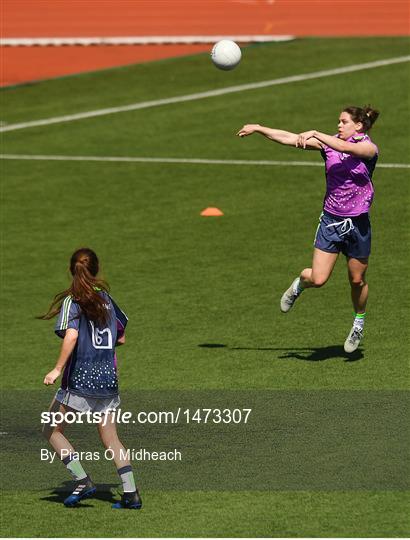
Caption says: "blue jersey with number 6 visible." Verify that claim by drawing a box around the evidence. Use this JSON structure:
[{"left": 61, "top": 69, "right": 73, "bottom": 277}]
[{"left": 55, "top": 292, "right": 128, "bottom": 398}]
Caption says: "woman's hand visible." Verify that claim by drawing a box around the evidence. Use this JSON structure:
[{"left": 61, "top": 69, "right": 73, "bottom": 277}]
[
  {"left": 296, "top": 130, "right": 317, "bottom": 148},
  {"left": 236, "top": 124, "right": 260, "bottom": 137},
  {"left": 44, "top": 367, "right": 62, "bottom": 385}
]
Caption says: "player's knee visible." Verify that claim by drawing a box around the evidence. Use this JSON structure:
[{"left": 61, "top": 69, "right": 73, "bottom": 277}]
[
  {"left": 349, "top": 276, "right": 366, "bottom": 287},
  {"left": 98, "top": 429, "right": 117, "bottom": 449}
]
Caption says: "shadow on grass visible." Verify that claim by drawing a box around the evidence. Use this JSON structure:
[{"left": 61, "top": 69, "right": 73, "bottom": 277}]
[
  {"left": 199, "top": 343, "right": 363, "bottom": 362},
  {"left": 40, "top": 481, "right": 119, "bottom": 506},
  {"left": 275, "top": 345, "right": 363, "bottom": 362}
]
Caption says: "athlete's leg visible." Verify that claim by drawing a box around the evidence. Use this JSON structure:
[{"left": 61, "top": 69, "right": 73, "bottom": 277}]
[
  {"left": 98, "top": 416, "right": 141, "bottom": 508},
  {"left": 344, "top": 257, "right": 369, "bottom": 353},
  {"left": 347, "top": 257, "right": 369, "bottom": 313},
  {"left": 97, "top": 414, "right": 130, "bottom": 470},
  {"left": 300, "top": 248, "right": 339, "bottom": 288},
  {"left": 280, "top": 249, "right": 338, "bottom": 312},
  {"left": 43, "top": 398, "right": 93, "bottom": 505},
  {"left": 42, "top": 399, "right": 76, "bottom": 457}
]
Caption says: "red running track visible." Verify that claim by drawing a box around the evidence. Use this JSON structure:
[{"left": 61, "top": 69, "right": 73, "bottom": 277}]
[{"left": 2, "top": 0, "right": 409, "bottom": 86}]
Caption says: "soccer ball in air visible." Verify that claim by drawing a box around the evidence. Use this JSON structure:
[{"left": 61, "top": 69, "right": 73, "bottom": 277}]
[{"left": 211, "top": 40, "right": 242, "bottom": 71}]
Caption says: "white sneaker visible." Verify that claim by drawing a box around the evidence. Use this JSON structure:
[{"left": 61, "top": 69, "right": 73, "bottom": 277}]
[
  {"left": 280, "top": 278, "right": 301, "bottom": 313},
  {"left": 344, "top": 326, "right": 363, "bottom": 353}
]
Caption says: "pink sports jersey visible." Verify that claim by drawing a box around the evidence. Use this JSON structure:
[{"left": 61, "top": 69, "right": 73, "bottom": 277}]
[{"left": 321, "top": 133, "right": 378, "bottom": 217}]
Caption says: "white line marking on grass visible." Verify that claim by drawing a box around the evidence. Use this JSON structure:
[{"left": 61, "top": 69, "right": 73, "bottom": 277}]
[
  {"left": 1, "top": 55, "right": 409, "bottom": 133},
  {"left": 1, "top": 35, "right": 294, "bottom": 46},
  {"left": 1, "top": 154, "right": 409, "bottom": 169}
]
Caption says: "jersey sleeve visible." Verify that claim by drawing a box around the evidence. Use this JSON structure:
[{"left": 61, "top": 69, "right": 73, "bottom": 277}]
[
  {"left": 110, "top": 296, "right": 128, "bottom": 338},
  {"left": 55, "top": 296, "right": 81, "bottom": 338}
]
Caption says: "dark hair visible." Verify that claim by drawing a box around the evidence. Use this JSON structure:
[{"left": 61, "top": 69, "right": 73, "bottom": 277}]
[
  {"left": 343, "top": 105, "right": 379, "bottom": 132},
  {"left": 39, "top": 248, "right": 110, "bottom": 326}
]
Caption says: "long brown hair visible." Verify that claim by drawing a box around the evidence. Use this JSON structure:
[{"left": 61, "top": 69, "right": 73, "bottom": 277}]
[
  {"left": 39, "top": 248, "right": 110, "bottom": 326},
  {"left": 343, "top": 105, "right": 380, "bottom": 132}
]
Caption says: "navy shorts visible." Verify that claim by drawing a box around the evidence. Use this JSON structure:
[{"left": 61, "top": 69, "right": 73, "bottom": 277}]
[{"left": 314, "top": 210, "right": 371, "bottom": 259}]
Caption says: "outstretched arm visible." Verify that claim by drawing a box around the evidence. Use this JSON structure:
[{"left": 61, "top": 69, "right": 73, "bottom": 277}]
[
  {"left": 236, "top": 124, "right": 323, "bottom": 150},
  {"left": 297, "top": 130, "right": 377, "bottom": 159}
]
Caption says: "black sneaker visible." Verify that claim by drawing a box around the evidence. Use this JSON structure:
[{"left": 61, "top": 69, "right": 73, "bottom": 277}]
[
  {"left": 112, "top": 489, "right": 142, "bottom": 510},
  {"left": 64, "top": 476, "right": 96, "bottom": 507}
]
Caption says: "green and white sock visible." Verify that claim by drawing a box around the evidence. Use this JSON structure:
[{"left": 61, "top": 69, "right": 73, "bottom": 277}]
[
  {"left": 62, "top": 455, "right": 87, "bottom": 481},
  {"left": 118, "top": 465, "right": 136, "bottom": 493},
  {"left": 354, "top": 312, "right": 366, "bottom": 330}
]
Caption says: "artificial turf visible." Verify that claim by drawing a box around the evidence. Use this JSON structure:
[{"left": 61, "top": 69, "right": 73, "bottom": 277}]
[{"left": 1, "top": 37, "right": 409, "bottom": 537}]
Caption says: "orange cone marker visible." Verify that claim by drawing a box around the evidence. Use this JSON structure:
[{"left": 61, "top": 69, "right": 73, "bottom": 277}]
[{"left": 200, "top": 207, "right": 224, "bottom": 217}]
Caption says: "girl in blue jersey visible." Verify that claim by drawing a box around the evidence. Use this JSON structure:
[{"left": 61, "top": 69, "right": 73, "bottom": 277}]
[{"left": 41, "top": 248, "right": 141, "bottom": 509}]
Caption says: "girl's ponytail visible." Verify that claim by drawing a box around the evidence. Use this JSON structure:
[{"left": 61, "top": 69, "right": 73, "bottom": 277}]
[
  {"left": 362, "top": 106, "right": 380, "bottom": 130},
  {"left": 71, "top": 256, "right": 109, "bottom": 326},
  {"left": 39, "top": 248, "right": 110, "bottom": 326}
]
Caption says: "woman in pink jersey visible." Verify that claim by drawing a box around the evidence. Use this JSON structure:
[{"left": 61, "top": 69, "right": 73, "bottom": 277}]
[{"left": 237, "top": 106, "right": 379, "bottom": 353}]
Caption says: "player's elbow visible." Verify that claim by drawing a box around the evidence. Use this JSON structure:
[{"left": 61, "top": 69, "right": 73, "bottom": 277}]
[
  {"left": 64, "top": 329, "right": 78, "bottom": 343},
  {"left": 353, "top": 150, "right": 376, "bottom": 160},
  {"left": 363, "top": 149, "right": 377, "bottom": 160},
  {"left": 347, "top": 142, "right": 377, "bottom": 160}
]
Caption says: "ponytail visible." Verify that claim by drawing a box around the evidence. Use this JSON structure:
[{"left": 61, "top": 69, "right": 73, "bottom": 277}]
[
  {"left": 39, "top": 248, "right": 110, "bottom": 326},
  {"left": 363, "top": 105, "right": 380, "bottom": 130},
  {"left": 71, "top": 259, "right": 110, "bottom": 326}
]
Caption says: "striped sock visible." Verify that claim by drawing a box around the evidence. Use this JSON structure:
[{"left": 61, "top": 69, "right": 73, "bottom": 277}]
[
  {"left": 354, "top": 312, "right": 366, "bottom": 330},
  {"left": 118, "top": 465, "right": 136, "bottom": 493},
  {"left": 62, "top": 455, "right": 87, "bottom": 481}
]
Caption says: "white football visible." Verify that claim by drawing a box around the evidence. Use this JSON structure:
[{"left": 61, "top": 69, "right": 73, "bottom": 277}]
[{"left": 211, "top": 40, "right": 242, "bottom": 71}]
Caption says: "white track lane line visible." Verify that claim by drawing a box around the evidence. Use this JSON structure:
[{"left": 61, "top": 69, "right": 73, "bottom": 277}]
[
  {"left": 1, "top": 55, "right": 409, "bottom": 133},
  {"left": 1, "top": 154, "right": 409, "bottom": 169},
  {"left": 1, "top": 35, "right": 294, "bottom": 46}
]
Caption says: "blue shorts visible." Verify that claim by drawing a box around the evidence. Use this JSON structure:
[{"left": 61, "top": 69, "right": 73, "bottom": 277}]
[{"left": 314, "top": 210, "right": 371, "bottom": 259}]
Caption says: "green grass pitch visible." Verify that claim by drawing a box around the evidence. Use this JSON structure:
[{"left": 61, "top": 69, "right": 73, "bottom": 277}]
[{"left": 1, "top": 37, "right": 409, "bottom": 537}]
